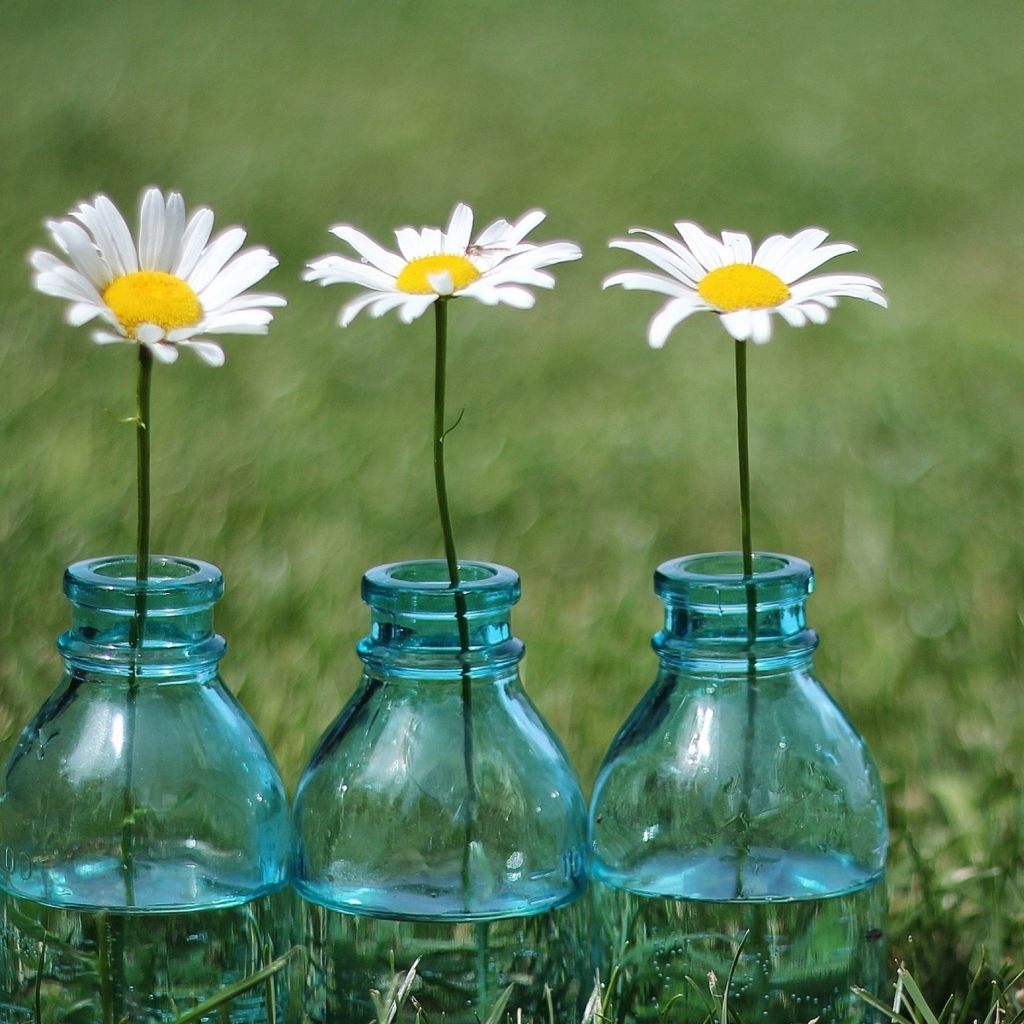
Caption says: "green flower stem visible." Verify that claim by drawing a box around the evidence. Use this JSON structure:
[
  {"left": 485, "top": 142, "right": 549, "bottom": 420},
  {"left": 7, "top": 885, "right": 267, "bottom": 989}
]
[
  {"left": 121, "top": 343, "right": 153, "bottom": 908},
  {"left": 97, "top": 910, "right": 114, "bottom": 1024},
  {"left": 432, "top": 299, "right": 477, "bottom": 908},
  {"left": 734, "top": 339, "right": 758, "bottom": 899}
]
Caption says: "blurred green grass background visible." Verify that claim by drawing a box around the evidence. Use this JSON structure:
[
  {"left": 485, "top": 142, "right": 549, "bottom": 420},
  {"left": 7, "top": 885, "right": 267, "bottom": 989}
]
[{"left": 2, "top": 0, "right": 1024, "bottom": 997}]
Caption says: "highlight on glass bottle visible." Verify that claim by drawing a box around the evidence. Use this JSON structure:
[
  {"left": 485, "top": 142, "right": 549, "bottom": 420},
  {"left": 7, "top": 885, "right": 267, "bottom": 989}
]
[
  {"left": 292, "top": 559, "right": 589, "bottom": 1024},
  {"left": 589, "top": 552, "right": 888, "bottom": 1024},
  {"left": 0, "top": 555, "right": 293, "bottom": 1023}
]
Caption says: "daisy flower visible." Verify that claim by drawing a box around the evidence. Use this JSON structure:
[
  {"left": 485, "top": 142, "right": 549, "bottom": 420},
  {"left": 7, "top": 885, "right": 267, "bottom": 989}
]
[
  {"left": 304, "top": 202, "right": 582, "bottom": 325},
  {"left": 30, "top": 187, "right": 285, "bottom": 366},
  {"left": 604, "top": 221, "right": 886, "bottom": 347}
]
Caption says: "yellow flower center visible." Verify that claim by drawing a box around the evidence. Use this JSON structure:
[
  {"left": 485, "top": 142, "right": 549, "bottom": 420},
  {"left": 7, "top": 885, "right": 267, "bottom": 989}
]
[
  {"left": 697, "top": 264, "right": 791, "bottom": 312},
  {"left": 395, "top": 254, "right": 482, "bottom": 295},
  {"left": 102, "top": 271, "right": 202, "bottom": 338}
]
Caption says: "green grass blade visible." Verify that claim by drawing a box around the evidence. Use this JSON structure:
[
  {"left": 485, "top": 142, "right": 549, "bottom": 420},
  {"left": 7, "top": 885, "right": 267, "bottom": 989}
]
[
  {"left": 721, "top": 930, "right": 748, "bottom": 1024},
  {"left": 851, "top": 987, "right": 917, "bottom": 1024},
  {"left": 166, "top": 946, "right": 301, "bottom": 1024},
  {"left": 481, "top": 984, "right": 515, "bottom": 1024},
  {"left": 899, "top": 967, "right": 943, "bottom": 1024},
  {"left": 953, "top": 958, "right": 988, "bottom": 1024}
]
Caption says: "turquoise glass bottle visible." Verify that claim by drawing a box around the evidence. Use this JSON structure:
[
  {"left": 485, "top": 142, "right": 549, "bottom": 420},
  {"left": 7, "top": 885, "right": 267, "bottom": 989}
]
[
  {"left": 590, "top": 553, "right": 888, "bottom": 1024},
  {"left": 0, "top": 556, "right": 292, "bottom": 1023},
  {"left": 292, "top": 560, "right": 588, "bottom": 1024}
]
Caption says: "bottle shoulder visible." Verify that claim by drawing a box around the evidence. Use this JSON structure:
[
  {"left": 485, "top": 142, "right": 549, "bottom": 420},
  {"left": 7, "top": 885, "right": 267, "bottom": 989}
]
[
  {"left": 292, "top": 671, "right": 587, "bottom": 916},
  {"left": 589, "top": 665, "right": 887, "bottom": 896},
  {"left": 0, "top": 669, "right": 289, "bottom": 910}
]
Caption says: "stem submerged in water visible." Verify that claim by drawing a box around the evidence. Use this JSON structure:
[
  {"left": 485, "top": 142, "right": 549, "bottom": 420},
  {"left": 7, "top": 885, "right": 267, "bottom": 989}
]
[
  {"left": 734, "top": 339, "right": 758, "bottom": 899},
  {"left": 432, "top": 300, "right": 477, "bottom": 908},
  {"left": 122, "top": 344, "right": 153, "bottom": 908}
]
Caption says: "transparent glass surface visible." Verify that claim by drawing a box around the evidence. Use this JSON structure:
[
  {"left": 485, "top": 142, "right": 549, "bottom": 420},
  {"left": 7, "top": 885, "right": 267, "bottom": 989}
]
[
  {"left": 0, "top": 889, "right": 296, "bottom": 1024},
  {"left": 299, "top": 900, "right": 588, "bottom": 1024},
  {"left": 589, "top": 553, "right": 888, "bottom": 1024},
  {"left": 292, "top": 560, "right": 588, "bottom": 1022},
  {"left": 0, "top": 556, "right": 292, "bottom": 1022}
]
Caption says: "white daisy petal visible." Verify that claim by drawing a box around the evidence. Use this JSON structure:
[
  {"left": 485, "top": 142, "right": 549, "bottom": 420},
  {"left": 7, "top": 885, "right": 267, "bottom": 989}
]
[
  {"left": 30, "top": 250, "right": 66, "bottom": 274},
  {"left": 165, "top": 326, "right": 200, "bottom": 343},
  {"left": 91, "top": 330, "right": 131, "bottom": 344},
  {"left": 444, "top": 203, "right": 474, "bottom": 254},
  {"left": 505, "top": 209, "right": 546, "bottom": 247},
  {"left": 524, "top": 241, "right": 581, "bottom": 268},
  {"left": 477, "top": 243, "right": 576, "bottom": 276},
  {"left": 304, "top": 255, "right": 397, "bottom": 291},
  {"left": 777, "top": 303, "right": 808, "bottom": 328},
  {"left": 647, "top": 295, "right": 705, "bottom": 348},
  {"left": 213, "top": 292, "right": 287, "bottom": 312},
  {"left": 200, "top": 309, "right": 274, "bottom": 334},
  {"left": 71, "top": 201, "right": 126, "bottom": 278},
  {"left": 755, "top": 228, "right": 829, "bottom": 274},
  {"left": 34, "top": 266, "right": 103, "bottom": 305},
  {"left": 801, "top": 302, "right": 830, "bottom": 325},
  {"left": 180, "top": 339, "right": 226, "bottom": 366},
  {"left": 94, "top": 195, "right": 139, "bottom": 275},
  {"left": 394, "top": 228, "right": 427, "bottom": 262},
  {"left": 629, "top": 228, "right": 706, "bottom": 281},
  {"left": 472, "top": 267, "right": 556, "bottom": 291},
  {"left": 773, "top": 242, "right": 857, "bottom": 284},
  {"left": 339, "top": 291, "right": 388, "bottom": 326},
  {"left": 752, "top": 233, "right": 792, "bottom": 270},
  {"left": 457, "top": 283, "right": 501, "bottom": 305},
  {"left": 602, "top": 270, "right": 694, "bottom": 298},
  {"left": 138, "top": 188, "right": 166, "bottom": 271},
  {"left": 397, "top": 295, "right": 436, "bottom": 323},
  {"left": 148, "top": 341, "right": 180, "bottom": 364},
  {"left": 473, "top": 218, "right": 513, "bottom": 248},
  {"left": 174, "top": 208, "right": 215, "bottom": 279},
  {"left": 720, "top": 309, "right": 753, "bottom": 341},
  {"left": 199, "top": 248, "right": 279, "bottom": 310},
  {"left": 749, "top": 310, "right": 774, "bottom": 344},
  {"left": 611, "top": 239, "right": 703, "bottom": 285},
  {"left": 161, "top": 192, "right": 186, "bottom": 272},
  {"left": 491, "top": 285, "right": 536, "bottom": 309},
  {"left": 789, "top": 273, "right": 887, "bottom": 306},
  {"left": 47, "top": 220, "right": 112, "bottom": 289},
  {"left": 369, "top": 292, "right": 415, "bottom": 319},
  {"left": 675, "top": 222, "right": 728, "bottom": 271},
  {"left": 186, "top": 227, "right": 247, "bottom": 294},
  {"left": 420, "top": 227, "right": 444, "bottom": 255},
  {"left": 721, "top": 231, "right": 753, "bottom": 265},
  {"left": 67, "top": 302, "right": 104, "bottom": 326},
  {"left": 427, "top": 270, "right": 456, "bottom": 296},
  {"left": 136, "top": 324, "right": 166, "bottom": 345},
  {"left": 329, "top": 225, "right": 406, "bottom": 276}
]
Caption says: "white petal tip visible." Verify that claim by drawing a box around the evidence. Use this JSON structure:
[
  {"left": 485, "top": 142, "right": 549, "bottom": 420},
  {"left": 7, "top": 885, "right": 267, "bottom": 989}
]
[
  {"left": 136, "top": 324, "right": 166, "bottom": 345},
  {"left": 426, "top": 270, "right": 455, "bottom": 296}
]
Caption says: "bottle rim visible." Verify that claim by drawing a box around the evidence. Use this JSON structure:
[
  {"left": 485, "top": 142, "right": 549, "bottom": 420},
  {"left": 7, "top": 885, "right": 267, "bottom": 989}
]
[
  {"left": 64, "top": 554, "right": 224, "bottom": 609},
  {"left": 655, "top": 551, "right": 814, "bottom": 607},
  {"left": 362, "top": 559, "right": 521, "bottom": 613}
]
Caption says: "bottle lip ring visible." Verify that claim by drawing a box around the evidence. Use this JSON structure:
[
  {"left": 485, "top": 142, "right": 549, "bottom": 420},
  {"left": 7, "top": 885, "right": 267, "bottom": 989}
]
[
  {"left": 655, "top": 551, "right": 814, "bottom": 602},
  {"left": 64, "top": 554, "right": 224, "bottom": 606},
  {"left": 362, "top": 559, "right": 521, "bottom": 611}
]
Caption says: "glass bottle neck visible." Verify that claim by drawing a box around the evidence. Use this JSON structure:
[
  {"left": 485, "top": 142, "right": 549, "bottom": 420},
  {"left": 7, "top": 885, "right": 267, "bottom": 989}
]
[
  {"left": 653, "top": 552, "right": 819, "bottom": 674},
  {"left": 356, "top": 559, "right": 524, "bottom": 679},
  {"left": 57, "top": 555, "right": 226, "bottom": 678}
]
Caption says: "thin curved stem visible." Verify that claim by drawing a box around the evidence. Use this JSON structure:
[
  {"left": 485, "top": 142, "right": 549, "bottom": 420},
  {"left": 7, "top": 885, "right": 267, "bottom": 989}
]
[
  {"left": 121, "top": 344, "right": 152, "bottom": 907},
  {"left": 735, "top": 339, "right": 758, "bottom": 899},
  {"left": 433, "top": 300, "right": 477, "bottom": 908}
]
